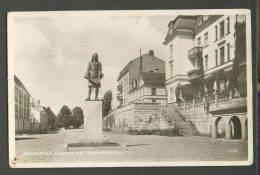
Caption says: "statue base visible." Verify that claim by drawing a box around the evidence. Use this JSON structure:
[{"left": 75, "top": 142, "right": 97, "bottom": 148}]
[
  {"left": 66, "top": 100, "right": 119, "bottom": 151},
  {"left": 80, "top": 100, "right": 104, "bottom": 143}
]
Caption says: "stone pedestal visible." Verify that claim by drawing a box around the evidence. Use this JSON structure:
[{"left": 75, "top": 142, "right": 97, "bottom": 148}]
[
  {"left": 80, "top": 100, "right": 104, "bottom": 143},
  {"left": 67, "top": 100, "right": 120, "bottom": 151}
]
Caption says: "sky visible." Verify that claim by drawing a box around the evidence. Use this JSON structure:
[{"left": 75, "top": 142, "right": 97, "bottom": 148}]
[{"left": 9, "top": 12, "right": 175, "bottom": 114}]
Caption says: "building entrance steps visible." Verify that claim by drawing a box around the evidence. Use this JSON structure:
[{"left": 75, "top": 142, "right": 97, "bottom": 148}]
[{"left": 165, "top": 104, "right": 199, "bottom": 136}]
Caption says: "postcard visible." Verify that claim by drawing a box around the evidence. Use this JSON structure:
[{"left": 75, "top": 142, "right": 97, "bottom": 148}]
[{"left": 8, "top": 9, "right": 253, "bottom": 168}]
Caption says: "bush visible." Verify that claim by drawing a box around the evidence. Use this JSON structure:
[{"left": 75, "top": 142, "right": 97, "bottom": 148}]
[{"left": 128, "top": 128, "right": 181, "bottom": 137}]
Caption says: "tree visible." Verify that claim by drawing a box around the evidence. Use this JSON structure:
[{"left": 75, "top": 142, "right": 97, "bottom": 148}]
[
  {"left": 102, "top": 90, "right": 113, "bottom": 118},
  {"left": 43, "top": 106, "right": 57, "bottom": 130},
  {"left": 71, "top": 106, "right": 84, "bottom": 128},
  {"left": 57, "top": 105, "right": 72, "bottom": 129}
]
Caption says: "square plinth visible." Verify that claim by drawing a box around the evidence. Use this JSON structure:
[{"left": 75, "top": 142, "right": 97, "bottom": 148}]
[{"left": 80, "top": 100, "right": 104, "bottom": 143}]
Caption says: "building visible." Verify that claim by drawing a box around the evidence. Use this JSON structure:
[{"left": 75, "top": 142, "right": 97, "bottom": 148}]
[
  {"left": 163, "top": 15, "right": 247, "bottom": 140},
  {"left": 117, "top": 50, "right": 167, "bottom": 107},
  {"left": 14, "top": 75, "right": 31, "bottom": 133},
  {"left": 104, "top": 50, "right": 168, "bottom": 132},
  {"left": 30, "top": 99, "right": 49, "bottom": 132},
  {"left": 163, "top": 16, "right": 198, "bottom": 103},
  {"left": 163, "top": 15, "right": 246, "bottom": 103}
]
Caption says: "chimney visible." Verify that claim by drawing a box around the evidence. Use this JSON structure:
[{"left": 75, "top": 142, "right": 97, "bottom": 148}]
[{"left": 149, "top": 50, "right": 154, "bottom": 56}]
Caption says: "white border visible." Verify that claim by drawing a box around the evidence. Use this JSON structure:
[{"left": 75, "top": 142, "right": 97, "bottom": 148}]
[{"left": 7, "top": 9, "right": 253, "bottom": 168}]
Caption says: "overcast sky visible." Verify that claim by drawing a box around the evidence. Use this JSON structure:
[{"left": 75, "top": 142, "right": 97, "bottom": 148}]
[{"left": 9, "top": 12, "right": 174, "bottom": 114}]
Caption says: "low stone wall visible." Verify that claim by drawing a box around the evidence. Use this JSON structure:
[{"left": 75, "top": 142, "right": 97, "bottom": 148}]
[
  {"left": 176, "top": 97, "right": 247, "bottom": 136},
  {"left": 103, "top": 103, "right": 168, "bottom": 132},
  {"left": 178, "top": 103, "right": 211, "bottom": 135}
]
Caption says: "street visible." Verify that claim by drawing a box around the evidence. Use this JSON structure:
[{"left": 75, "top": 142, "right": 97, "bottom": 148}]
[{"left": 15, "top": 129, "right": 248, "bottom": 163}]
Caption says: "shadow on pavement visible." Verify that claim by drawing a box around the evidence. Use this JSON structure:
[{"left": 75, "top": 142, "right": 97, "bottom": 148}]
[
  {"left": 126, "top": 144, "right": 150, "bottom": 147},
  {"left": 16, "top": 130, "right": 60, "bottom": 135},
  {"left": 15, "top": 137, "right": 38, "bottom": 141}
]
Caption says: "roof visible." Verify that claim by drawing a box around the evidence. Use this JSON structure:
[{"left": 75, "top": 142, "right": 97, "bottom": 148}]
[
  {"left": 141, "top": 72, "right": 165, "bottom": 87},
  {"left": 14, "top": 75, "right": 31, "bottom": 96},
  {"left": 168, "top": 15, "right": 198, "bottom": 28},
  {"left": 117, "top": 52, "right": 165, "bottom": 81},
  {"left": 194, "top": 15, "right": 223, "bottom": 35},
  {"left": 164, "top": 16, "right": 198, "bottom": 45}
]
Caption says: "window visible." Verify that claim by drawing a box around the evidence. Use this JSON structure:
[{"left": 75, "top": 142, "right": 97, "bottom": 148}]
[
  {"left": 170, "top": 63, "right": 173, "bottom": 77},
  {"left": 170, "top": 87, "right": 174, "bottom": 101},
  {"left": 15, "top": 87, "right": 18, "bottom": 102},
  {"left": 227, "top": 43, "right": 230, "bottom": 61},
  {"left": 15, "top": 104, "right": 18, "bottom": 118},
  {"left": 134, "top": 80, "right": 138, "bottom": 87},
  {"left": 197, "top": 16, "right": 203, "bottom": 26},
  {"left": 24, "top": 94, "right": 26, "bottom": 108},
  {"left": 215, "top": 25, "right": 218, "bottom": 41},
  {"left": 215, "top": 49, "right": 218, "bottom": 66},
  {"left": 220, "top": 46, "right": 225, "bottom": 64},
  {"left": 220, "top": 21, "right": 225, "bottom": 38},
  {"left": 204, "top": 32, "right": 208, "bottom": 46},
  {"left": 197, "top": 37, "right": 201, "bottom": 46},
  {"left": 204, "top": 55, "right": 208, "bottom": 70},
  {"left": 152, "top": 99, "right": 156, "bottom": 103},
  {"left": 170, "top": 44, "right": 173, "bottom": 59},
  {"left": 151, "top": 88, "right": 156, "bottom": 96},
  {"left": 194, "top": 59, "right": 198, "bottom": 69},
  {"left": 226, "top": 17, "right": 230, "bottom": 34}
]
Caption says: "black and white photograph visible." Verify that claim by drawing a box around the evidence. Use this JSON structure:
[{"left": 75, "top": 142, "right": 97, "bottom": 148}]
[{"left": 7, "top": 10, "right": 253, "bottom": 167}]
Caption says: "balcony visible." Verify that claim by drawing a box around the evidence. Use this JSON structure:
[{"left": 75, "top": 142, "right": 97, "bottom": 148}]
[
  {"left": 187, "top": 68, "right": 203, "bottom": 80},
  {"left": 188, "top": 47, "right": 202, "bottom": 60},
  {"left": 209, "top": 97, "right": 247, "bottom": 114}
]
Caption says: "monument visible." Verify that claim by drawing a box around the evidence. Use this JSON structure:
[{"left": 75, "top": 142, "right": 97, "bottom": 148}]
[
  {"left": 81, "top": 53, "right": 104, "bottom": 143},
  {"left": 67, "top": 53, "right": 118, "bottom": 150}
]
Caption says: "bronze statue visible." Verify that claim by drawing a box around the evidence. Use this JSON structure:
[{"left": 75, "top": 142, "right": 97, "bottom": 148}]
[{"left": 84, "top": 53, "right": 103, "bottom": 100}]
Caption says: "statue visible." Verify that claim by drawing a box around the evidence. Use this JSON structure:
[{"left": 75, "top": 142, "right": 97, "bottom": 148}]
[{"left": 84, "top": 53, "right": 103, "bottom": 100}]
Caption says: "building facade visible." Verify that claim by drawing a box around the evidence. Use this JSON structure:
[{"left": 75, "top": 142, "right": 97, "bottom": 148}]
[
  {"left": 163, "top": 15, "right": 247, "bottom": 140},
  {"left": 104, "top": 50, "right": 168, "bottom": 131},
  {"left": 117, "top": 50, "right": 167, "bottom": 107},
  {"left": 163, "top": 15, "right": 246, "bottom": 103},
  {"left": 14, "top": 75, "right": 31, "bottom": 133},
  {"left": 163, "top": 16, "right": 198, "bottom": 103}
]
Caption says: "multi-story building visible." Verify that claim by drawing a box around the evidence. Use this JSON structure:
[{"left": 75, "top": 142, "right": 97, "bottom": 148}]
[
  {"left": 14, "top": 75, "right": 31, "bottom": 133},
  {"left": 163, "top": 15, "right": 246, "bottom": 103},
  {"left": 117, "top": 50, "right": 167, "bottom": 107},
  {"left": 103, "top": 51, "right": 167, "bottom": 132},
  {"left": 163, "top": 16, "right": 198, "bottom": 103},
  {"left": 163, "top": 15, "right": 248, "bottom": 140}
]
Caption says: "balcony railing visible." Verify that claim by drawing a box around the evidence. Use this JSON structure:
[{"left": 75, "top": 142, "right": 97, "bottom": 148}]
[
  {"left": 188, "top": 47, "right": 202, "bottom": 60},
  {"left": 187, "top": 68, "right": 203, "bottom": 80}
]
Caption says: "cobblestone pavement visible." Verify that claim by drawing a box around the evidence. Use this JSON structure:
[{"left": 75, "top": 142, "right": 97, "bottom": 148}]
[{"left": 14, "top": 129, "right": 248, "bottom": 164}]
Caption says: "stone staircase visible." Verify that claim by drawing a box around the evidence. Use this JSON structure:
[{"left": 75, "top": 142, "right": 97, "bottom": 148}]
[{"left": 166, "top": 104, "right": 199, "bottom": 136}]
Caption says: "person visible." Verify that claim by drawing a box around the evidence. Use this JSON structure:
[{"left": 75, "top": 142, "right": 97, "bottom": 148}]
[{"left": 84, "top": 53, "right": 103, "bottom": 100}]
